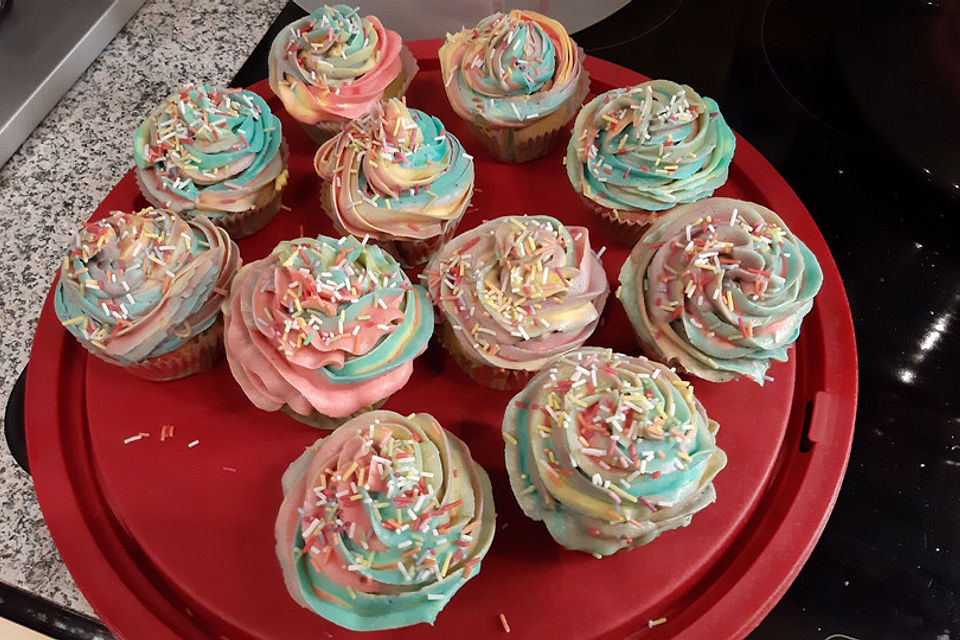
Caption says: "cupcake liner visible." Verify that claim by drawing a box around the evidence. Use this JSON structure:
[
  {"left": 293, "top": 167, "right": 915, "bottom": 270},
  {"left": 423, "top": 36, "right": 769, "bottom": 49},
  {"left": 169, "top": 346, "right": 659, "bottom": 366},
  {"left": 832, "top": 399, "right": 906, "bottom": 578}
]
[
  {"left": 466, "top": 64, "right": 590, "bottom": 164},
  {"left": 83, "top": 316, "right": 225, "bottom": 381},
  {"left": 298, "top": 46, "right": 419, "bottom": 147},
  {"left": 280, "top": 398, "right": 389, "bottom": 430},
  {"left": 579, "top": 192, "right": 663, "bottom": 247},
  {"left": 439, "top": 320, "right": 533, "bottom": 391},
  {"left": 136, "top": 140, "right": 289, "bottom": 240}
]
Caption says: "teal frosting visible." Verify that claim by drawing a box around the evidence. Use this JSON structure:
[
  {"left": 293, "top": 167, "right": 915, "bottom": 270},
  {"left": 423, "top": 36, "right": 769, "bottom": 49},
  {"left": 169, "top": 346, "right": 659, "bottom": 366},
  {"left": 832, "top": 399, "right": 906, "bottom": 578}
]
[
  {"left": 502, "top": 347, "right": 726, "bottom": 556},
  {"left": 357, "top": 109, "right": 472, "bottom": 211},
  {"left": 255, "top": 235, "right": 433, "bottom": 383},
  {"left": 134, "top": 84, "right": 283, "bottom": 211},
  {"left": 439, "top": 10, "right": 585, "bottom": 127},
  {"left": 280, "top": 412, "right": 496, "bottom": 630},
  {"left": 618, "top": 197, "right": 823, "bottom": 384},
  {"left": 53, "top": 209, "right": 237, "bottom": 365},
  {"left": 567, "top": 80, "right": 736, "bottom": 212},
  {"left": 296, "top": 5, "right": 371, "bottom": 69}
]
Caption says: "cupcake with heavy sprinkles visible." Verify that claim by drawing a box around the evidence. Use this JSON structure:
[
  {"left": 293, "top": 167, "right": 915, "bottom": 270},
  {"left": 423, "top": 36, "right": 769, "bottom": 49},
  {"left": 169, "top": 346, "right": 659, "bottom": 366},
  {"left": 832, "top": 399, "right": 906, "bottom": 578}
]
[
  {"left": 439, "top": 10, "right": 589, "bottom": 163},
  {"left": 618, "top": 197, "right": 823, "bottom": 384},
  {"left": 223, "top": 235, "right": 433, "bottom": 428},
  {"left": 566, "top": 80, "right": 735, "bottom": 243},
  {"left": 134, "top": 84, "right": 288, "bottom": 239},
  {"left": 268, "top": 4, "right": 418, "bottom": 143},
  {"left": 424, "top": 215, "right": 609, "bottom": 389},
  {"left": 314, "top": 98, "right": 474, "bottom": 266},
  {"left": 54, "top": 208, "right": 241, "bottom": 381},
  {"left": 275, "top": 410, "right": 496, "bottom": 631},
  {"left": 503, "top": 347, "right": 726, "bottom": 556}
]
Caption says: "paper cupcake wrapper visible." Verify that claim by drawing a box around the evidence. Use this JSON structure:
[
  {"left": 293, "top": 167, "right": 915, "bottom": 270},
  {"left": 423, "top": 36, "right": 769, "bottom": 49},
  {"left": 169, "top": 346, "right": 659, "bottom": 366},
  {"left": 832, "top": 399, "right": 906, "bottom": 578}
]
[
  {"left": 80, "top": 316, "right": 225, "bottom": 382},
  {"left": 280, "top": 398, "right": 389, "bottom": 430},
  {"left": 578, "top": 192, "right": 664, "bottom": 247},
  {"left": 439, "top": 320, "right": 533, "bottom": 391},
  {"left": 136, "top": 140, "right": 289, "bottom": 240},
  {"left": 319, "top": 178, "right": 465, "bottom": 268},
  {"left": 464, "top": 64, "right": 590, "bottom": 164},
  {"left": 298, "top": 46, "right": 420, "bottom": 147}
]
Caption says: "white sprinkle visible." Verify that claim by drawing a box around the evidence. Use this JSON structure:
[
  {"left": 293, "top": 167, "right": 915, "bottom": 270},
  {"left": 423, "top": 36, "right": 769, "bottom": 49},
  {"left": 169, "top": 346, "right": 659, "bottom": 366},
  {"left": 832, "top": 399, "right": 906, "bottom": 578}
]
[
  {"left": 123, "top": 434, "right": 144, "bottom": 444},
  {"left": 187, "top": 439, "right": 200, "bottom": 448}
]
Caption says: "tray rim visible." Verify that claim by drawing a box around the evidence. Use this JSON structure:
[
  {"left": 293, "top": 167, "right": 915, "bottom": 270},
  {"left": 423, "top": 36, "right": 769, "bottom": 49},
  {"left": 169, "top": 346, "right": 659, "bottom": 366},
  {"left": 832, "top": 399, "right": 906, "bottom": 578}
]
[{"left": 25, "top": 38, "right": 858, "bottom": 640}]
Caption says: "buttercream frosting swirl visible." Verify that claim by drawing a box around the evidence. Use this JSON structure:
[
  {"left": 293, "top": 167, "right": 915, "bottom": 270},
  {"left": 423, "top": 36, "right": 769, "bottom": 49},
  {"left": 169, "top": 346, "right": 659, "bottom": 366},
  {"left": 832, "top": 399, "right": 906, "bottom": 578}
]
[
  {"left": 566, "top": 80, "right": 736, "bottom": 212},
  {"left": 424, "top": 215, "right": 609, "bottom": 372},
  {"left": 618, "top": 197, "right": 823, "bottom": 383},
  {"left": 134, "top": 84, "right": 286, "bottom": 219},
  {"left": 439, "top": 10, "right": 586, "bottom": 127},
  {"left": 275, "top": 410, "right": 495, "bottom": 630},
  {"left": 223, "top": 235, "right": 433, "bottom": 420},
  {"left": 314, "top": 98, "right": 474, "bottom": 242},
  {"left": 269, "top": 5, "right": 413, "bottom": 124},
  {"left": 54, "top": 208, "right": 240, "bottom": 365},
  {"left": 503, "top": 347, "right": 726, "bottom": 556}
]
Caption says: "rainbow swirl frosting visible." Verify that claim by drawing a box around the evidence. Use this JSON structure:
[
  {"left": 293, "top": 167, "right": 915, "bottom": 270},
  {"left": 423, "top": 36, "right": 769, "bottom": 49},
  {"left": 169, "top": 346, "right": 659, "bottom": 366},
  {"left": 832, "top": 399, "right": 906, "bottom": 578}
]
[
  {"left": 275, "top": 410, "right": 495, "bottom": 630},
  {"left": 438, "top": 10, "right": 587, "bottom": 128},
  {"left": 503, "top": 347, "right": 726, "bottom": 556},
  {"left": 618, "top": 197, "right": 823, "bottom": 384},
  {"left": 268, "top": 5, "right": 415, "bottom": 125},
  {"left": 566, "top": 80, "right": 736, "bottom": 212},
  {"left": 424, "top": 215, "right": 609, "bottom": 372},
  {"left": 314, "top": 98, "right": 474, "bottom": 244},
  {"left": 54, "top": 208, "right": 240, "bottom": 365},
  {"left": 134, "top": 84, "right": 287, "bottom": 220},
  {"left": 223, "top": 235, "right": 433, "bottom": 421}
]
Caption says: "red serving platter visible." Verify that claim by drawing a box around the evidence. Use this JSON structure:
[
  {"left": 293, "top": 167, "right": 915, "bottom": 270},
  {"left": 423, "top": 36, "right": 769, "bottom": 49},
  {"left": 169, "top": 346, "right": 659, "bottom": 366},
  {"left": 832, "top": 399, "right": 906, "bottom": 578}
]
[{"left": 26, "top": 40, "right": 857, "bottom": 640}]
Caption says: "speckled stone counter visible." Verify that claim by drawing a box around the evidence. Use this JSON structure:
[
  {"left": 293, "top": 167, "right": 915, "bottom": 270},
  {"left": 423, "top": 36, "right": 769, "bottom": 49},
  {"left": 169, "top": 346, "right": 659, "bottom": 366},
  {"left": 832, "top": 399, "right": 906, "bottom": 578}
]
[{"left": 0, "top": 0, "right": 286, "bottom": 617}]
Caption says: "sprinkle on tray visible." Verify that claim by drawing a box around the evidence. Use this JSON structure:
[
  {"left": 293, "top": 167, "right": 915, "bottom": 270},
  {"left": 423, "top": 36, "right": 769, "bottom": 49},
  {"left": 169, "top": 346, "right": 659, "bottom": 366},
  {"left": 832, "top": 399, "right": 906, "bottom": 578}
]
[
  {"left": 648, "top": 617, "right": 667, "bottom": 628},
  {"left": 187, "top": 439, "right": 200, "bottom": 448},
  {"left": 499, "top": 612, "right": 511, "bottom": 633}
]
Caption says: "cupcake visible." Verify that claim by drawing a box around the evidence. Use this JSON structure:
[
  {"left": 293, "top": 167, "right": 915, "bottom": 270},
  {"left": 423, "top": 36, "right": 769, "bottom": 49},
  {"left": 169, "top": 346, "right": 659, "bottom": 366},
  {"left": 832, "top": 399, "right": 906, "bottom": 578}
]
[
  {"left": 439, "top": 10, "right": 589, "bottom": 163},
  {"left": 223, "top": 235, "right": 433, "bottom": 428},
  {"left": 566, "top": 80, "right": 736, "bottom": 244},
  {"left": 503, "top": 347, "right": 726, "bottom": 556},
  {"left": 134, "top": 84, "right": 288, "bottom": 239},
  {"left": 424, "top": 215, "right": 609, "bottom": 390},
  {"left": 618, "top": 197, "right": 823, "bottom": 384},
  {"left": 314, "top": 98, "right": 475, "bottom": 267},
  {"left": 268, "top": 4, "right": 418, "bottom": 143},
  {"left": 275, "top": 410, "right": 495, "bottom": 630},
  {"left": 53, "top": 208, "right": 240, "bottom": 381}
]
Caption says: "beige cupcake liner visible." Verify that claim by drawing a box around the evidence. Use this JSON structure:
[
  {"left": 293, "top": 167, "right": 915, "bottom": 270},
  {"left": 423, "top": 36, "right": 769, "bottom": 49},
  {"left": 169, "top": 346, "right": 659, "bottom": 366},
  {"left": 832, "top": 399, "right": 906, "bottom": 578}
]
[
  {"left": 280, "top": 398, "right": 389, "bottom": 430},
  {"left": 579, "top": 192, "right": 667, "bottom": 247},
  {"left": 136, "top": 140, "right": 289, "bottom": 240},
  {"left": 298, "top": 46, "right": 420, "bottom": 147},
  {"left": 83, "top": 316, "right": 225, "bottom": 382},
  {"left": 439, "top": 321, "right": 533, "bottom": 391}
]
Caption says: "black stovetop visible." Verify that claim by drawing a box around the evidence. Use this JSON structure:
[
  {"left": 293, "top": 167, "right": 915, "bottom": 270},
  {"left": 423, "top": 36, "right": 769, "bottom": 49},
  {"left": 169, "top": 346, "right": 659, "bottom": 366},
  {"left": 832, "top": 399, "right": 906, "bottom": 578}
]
[{"left": 5, "top": 1, "right": 959, "bottom": 638}]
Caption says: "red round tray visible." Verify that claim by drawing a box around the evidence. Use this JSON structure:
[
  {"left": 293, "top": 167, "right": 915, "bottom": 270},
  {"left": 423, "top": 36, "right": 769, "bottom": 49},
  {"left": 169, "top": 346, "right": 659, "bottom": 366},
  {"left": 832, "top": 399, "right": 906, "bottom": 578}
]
[{"left": 26, "top": 40, "right": 857, "bottom": 640}]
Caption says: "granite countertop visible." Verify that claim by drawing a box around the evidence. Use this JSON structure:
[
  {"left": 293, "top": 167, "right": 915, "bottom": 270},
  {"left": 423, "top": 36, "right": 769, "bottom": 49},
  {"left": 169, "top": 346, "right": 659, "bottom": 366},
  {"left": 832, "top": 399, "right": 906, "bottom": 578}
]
[{"left": 0, "top": 0, "right": 287, "bottom": 618}]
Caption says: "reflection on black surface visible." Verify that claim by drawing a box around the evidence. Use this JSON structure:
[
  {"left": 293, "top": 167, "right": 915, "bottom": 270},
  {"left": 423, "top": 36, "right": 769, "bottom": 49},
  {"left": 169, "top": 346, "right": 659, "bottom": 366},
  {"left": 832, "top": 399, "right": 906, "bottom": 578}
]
[{"left": 580, "top": 0, "right": 960, "bottom": 636}]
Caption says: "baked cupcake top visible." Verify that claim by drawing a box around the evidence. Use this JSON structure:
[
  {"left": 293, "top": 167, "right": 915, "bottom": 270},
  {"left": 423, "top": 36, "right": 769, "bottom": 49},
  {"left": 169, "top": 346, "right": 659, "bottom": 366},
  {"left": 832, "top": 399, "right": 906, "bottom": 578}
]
[
  {"left": 314, "top": 98, "right": 474, "bottom": 242},
  {"left": 223, "top": 235, "right": 433, "bottom": 420},
  {"left": 275, "top": 410, "right": 496, "bottom": 631},
  {"left": 566, "top": 80, "right": 736, "bottom": 212},
  {"left": 502, "top": 347, "right": 726, "bottom": 556},
  {"left": 268, "top": 4, "right": 414, "bottom": 124},
  {"left": 424, "top": 215, "right": 609, "bottom": 372},
  {"left": 438, "top": 10, "right": 586, "bottom": 128},
  {"left": 618, "top": 197, "right": 823, "bottom": 384},
  {"left": 54, "top": 208, "right": 240, "bottom": 366},
  {"left": 134, "top": 84, "right": 286, "bottom": 217}
]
